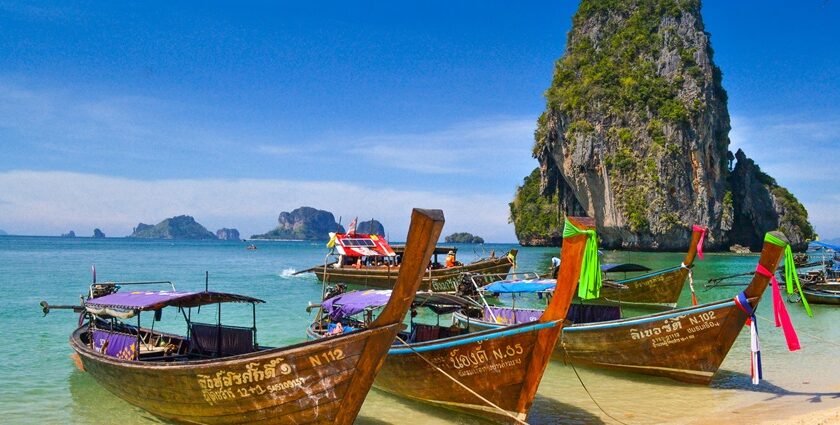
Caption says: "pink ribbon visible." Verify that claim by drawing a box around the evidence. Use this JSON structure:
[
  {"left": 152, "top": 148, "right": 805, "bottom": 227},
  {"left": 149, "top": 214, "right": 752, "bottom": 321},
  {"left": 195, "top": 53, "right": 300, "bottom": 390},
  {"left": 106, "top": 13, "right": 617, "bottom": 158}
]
[
  {"left": 755, "top": 264, "right": 801, "bottom": 351},
  {"left": 692, "top": 225, "right": 706, "bottom": 260}
]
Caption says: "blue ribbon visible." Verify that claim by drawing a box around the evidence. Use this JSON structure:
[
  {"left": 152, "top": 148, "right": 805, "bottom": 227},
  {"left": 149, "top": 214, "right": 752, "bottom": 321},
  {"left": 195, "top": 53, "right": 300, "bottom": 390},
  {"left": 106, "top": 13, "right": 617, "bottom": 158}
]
[{"left": 734, "top": 292, "right": 762, "bottom": 383}]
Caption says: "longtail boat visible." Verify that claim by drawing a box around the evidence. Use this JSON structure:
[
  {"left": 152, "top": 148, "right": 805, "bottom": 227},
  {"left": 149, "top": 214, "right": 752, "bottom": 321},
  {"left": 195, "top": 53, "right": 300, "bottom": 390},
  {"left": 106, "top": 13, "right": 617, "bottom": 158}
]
[
  {"left": 302, "top": 230, "right": 516, "bottom": 292},
  {"left": 470, "top": 225, "right": 707, "bottom": 309},
  {"left": 798, "top": 287, "right": 840, "bottom": 305},
  {"left": 307, "top": 217, "right": 593, "bottom": 423},
  {"left": 588, "top": 225, "right": 706, "bottom": 308},
  {"left": 41, "top": 208, "right": 445, "bottom": 425},
  {"left": 454, "top": 230, "right": 794, "bottom": 385}
]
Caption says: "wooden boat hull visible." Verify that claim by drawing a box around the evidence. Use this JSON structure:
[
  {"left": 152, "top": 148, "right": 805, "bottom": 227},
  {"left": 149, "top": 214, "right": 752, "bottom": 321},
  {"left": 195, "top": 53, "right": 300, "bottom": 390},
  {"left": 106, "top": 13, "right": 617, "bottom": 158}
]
[
  {"left": 454, "top": 299, "right": 748, "bottom": 385},
  {"left": 802, "top": 288, "right": 840, "bottom": 305},
  {"left": 71, "top": 322, "right": 403, "bottom": 425},
  {"left": 313, "top": 256, "right": 514, "bottom": 292},
  {"left": 595, "top": 266, "right": 688, "bottom": 308},
  {"left": 374, "top": 321, "right": 562, "bottom": 423}
]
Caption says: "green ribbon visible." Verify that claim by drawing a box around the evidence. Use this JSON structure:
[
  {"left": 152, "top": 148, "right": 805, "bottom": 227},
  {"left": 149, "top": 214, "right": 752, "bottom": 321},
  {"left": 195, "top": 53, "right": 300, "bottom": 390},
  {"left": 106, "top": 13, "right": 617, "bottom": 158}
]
[
  {"left": 764, "top": 232, "right": 813, "bottom": 317},
  {"left": 563, "top": 218, "right": 602, "bottom": 299}
]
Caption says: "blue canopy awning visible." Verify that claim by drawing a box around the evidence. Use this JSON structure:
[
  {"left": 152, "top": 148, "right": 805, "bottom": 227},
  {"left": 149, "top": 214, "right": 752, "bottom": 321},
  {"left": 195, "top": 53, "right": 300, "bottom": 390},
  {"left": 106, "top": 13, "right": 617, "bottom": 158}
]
[
  {"left": 811, "top": 241, "right": 840, "bottom": 252},
  {"left": 482, "top": 279, "right": 556, "bottom": 294}
]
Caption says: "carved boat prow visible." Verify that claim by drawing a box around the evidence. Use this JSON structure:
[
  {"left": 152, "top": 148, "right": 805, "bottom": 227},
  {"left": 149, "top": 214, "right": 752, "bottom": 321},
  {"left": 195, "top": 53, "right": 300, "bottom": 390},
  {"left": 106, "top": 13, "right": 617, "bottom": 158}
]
[
  {"left": 454, "top": 230, "right": 790, "bottom": 384},
  {"left": 369, "top": 216, "right": 592, "bottom": 423}
]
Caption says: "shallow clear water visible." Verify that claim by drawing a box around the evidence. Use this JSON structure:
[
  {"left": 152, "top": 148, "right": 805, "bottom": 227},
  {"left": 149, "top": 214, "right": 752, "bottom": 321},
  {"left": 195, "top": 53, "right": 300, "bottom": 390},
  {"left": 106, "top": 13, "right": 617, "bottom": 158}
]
[{"left": 1, "top": 236, "right": 838, "bottom": 424}]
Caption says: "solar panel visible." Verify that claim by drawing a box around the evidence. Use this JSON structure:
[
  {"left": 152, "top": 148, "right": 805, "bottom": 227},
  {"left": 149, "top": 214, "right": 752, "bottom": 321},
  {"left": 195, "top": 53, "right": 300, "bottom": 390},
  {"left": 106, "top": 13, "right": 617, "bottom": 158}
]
[{"left": 341, "top": 238, "right": 375, "bottom": 247}]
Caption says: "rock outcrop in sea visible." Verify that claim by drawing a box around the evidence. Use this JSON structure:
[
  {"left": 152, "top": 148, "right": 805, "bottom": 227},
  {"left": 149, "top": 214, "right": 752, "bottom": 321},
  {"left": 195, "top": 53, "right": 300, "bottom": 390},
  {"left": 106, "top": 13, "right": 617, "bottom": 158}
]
[
  {"left": 355, "top": 219, "right": 385, "bottom": 236},
  {"left": 251, "top": 207, "right": 344, "bottom": 240},
  {"left": 0, "top": 229, "right": 7, "bottom": 236},
  {"left": 93, "top": 228, "right": 106, "bottom": 238},
  {"left": 445, "top": 232, "right": 485, "bottom": 244},
  {"left": 61, "top": 231, "right": 76, "bottom": 238},
  {"left": 216, "top": 228, "right": 241, "bottom": 240},
  {"left": 510, "top": 0, "right": 814, "bottom": 251},
  {"left": 130, "top": 215, "right": 217, "bottom": 240}
]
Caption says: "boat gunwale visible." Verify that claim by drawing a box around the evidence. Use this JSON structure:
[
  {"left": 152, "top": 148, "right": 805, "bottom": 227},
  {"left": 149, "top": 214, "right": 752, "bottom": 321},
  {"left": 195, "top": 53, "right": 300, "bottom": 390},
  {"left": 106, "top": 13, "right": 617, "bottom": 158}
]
[
  {"left": 611, "top": 265, "right": 683, "bottom": 284},
  {"left": 70, "top": 321, "right": 399, "bottom": 371},
  {"left": 386, "top": 320, "right": 561, "bottom": 355},
  {"left": 453, "top": 298, "right": 742, "bottom": 332}
]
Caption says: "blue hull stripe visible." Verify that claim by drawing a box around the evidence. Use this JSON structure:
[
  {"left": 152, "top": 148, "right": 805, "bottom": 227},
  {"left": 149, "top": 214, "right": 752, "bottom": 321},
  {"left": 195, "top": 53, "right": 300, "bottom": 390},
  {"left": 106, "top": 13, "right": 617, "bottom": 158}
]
[
  {"left": 388, "top": 320, "right": 560, "bottom": 355},
  {"left": 805, "top": 290, "right": 840, "bottom": 298},
  {"left": 459, "top": 300, "right": 736, "bottom": 332}
]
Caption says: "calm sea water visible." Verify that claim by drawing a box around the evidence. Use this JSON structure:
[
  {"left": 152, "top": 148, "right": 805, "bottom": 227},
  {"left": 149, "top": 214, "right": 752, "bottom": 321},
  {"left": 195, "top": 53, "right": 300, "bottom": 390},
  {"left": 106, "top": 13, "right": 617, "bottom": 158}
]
[{"left": 1, "top": 236, "right": 838, "bottom": 424}]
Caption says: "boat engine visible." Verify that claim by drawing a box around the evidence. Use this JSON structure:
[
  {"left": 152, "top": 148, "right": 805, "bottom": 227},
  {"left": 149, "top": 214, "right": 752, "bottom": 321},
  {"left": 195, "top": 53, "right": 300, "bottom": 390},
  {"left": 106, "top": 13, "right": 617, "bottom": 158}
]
[
  {"left": 456, "top": 273, "right": 479, "bottom": 298},
  {"left": 324, "top": 282, "right": 347, "bottom": 300},
  {"left": 90, "top": 282, "right": 118, "bottom": 299}
]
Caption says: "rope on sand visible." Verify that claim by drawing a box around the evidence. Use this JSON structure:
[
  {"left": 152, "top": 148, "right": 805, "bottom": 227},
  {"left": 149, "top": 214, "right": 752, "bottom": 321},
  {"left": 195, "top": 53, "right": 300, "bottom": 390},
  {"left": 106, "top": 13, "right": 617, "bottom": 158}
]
[
  {"left": 562, "top": 344, "right": 629, "bottom": 425},
  {"left": 393, "top": 335, "right": 529, "bottom": 424}
]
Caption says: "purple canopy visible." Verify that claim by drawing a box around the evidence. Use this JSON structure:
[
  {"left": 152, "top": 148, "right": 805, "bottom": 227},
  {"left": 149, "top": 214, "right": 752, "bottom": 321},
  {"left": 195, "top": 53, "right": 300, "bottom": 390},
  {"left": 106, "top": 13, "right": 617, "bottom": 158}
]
[
  {"left": 86, "top": 290, "right": 263, "bottom": 311},
  {"left": 321, "top": 290, "right": 392, "bottom": 321}
]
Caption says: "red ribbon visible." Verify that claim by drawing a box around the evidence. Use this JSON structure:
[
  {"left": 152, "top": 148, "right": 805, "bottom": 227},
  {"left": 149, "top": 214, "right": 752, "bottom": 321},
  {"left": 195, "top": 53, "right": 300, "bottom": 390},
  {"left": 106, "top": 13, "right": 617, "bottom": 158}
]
[
  {"left": 755, "top": 264, "right": 801, "bottom": 351},
  {"left": 692, "top": 225, "right": 706, "bottom": 260}
]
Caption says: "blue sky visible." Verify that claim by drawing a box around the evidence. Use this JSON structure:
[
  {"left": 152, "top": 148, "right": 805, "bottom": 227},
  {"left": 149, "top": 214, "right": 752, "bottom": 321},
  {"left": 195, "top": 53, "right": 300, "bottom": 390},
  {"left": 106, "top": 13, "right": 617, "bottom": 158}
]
[{"left": 0, "top": 1, "right": 838, "bottom": 242}]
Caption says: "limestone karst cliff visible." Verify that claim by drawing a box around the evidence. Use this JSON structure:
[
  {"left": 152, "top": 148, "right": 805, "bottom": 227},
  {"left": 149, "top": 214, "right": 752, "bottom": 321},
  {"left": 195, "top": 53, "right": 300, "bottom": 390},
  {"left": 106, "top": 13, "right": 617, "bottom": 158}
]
[
  {"left": 251, "top": 207, "right": 344, "bottom": 240},
  {"left": 511, "top": 0, "right": 814, "bottom": 250},
  {"left": 355, "top": 219, "right": 385, "bottom": 236},
  {"left": 216, "top": 228, "right": 241, "bottom": 240}
]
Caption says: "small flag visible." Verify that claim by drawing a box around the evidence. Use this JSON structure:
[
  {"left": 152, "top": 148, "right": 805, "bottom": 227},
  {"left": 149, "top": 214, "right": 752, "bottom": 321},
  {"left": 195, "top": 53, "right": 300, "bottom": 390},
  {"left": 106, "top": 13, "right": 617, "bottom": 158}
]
[{"left": 347, "top": 217, "right": 358, "bottom": 235}]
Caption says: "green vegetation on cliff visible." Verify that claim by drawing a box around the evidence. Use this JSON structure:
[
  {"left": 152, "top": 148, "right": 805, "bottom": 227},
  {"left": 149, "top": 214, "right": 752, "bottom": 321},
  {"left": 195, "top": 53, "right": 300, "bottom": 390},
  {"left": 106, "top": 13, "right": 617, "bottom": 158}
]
[
  {"left": 771, "top": 186, "right": 815, "bottom": 240},
  {"left": 509, "top": 168, "right": 562, "bottom": 245}
]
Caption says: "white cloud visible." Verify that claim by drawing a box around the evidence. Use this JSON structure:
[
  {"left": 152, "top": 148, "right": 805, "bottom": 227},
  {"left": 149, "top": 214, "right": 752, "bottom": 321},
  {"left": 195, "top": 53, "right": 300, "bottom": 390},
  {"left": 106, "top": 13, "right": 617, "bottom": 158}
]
[
  {"left": 343, "top": 117, "right": 536, "bottom": 175},
  {"left": 0, "top": 170, "right": 516, "bottom": 241}
]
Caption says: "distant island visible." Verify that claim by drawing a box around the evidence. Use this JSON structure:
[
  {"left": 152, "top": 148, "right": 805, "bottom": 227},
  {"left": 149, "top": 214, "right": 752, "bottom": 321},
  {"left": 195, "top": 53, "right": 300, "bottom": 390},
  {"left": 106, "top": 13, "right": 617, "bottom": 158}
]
[
  {"left": 0, "top": 229, "right": 7, "bottom": 236},
  {"left": 93, "top": 228, "right": 106, "bottom": 238},
  {"left": 61, "top": 231, "right": 76, "bottom": 238},
  {"left": 251, "top": 207, "right": 344, "bottom": 240},
  {"left": 355, "top": 219, "right": 385, "bottom": 236},
  {"left": 216, "top": 228, "right": 240, "bottom": 240},
  {"left": 130, "top": 215, "right": 217, "bottom": 240},
  {"left": 445, "top": 232, "right": 484, "bottom": 244}
]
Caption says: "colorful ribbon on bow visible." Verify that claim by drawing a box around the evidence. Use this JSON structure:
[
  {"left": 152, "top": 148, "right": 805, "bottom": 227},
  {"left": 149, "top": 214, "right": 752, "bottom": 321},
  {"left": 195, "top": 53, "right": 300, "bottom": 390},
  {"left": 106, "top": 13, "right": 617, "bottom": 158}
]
[
  {"left": 754, "top": 264, "right": 801, "bottom": 351},
  {"left": 563, "top": 218, "right": 602, "bottom": 300},
  {"left": 764, "top": 233, "right": 813, "bottom": 317},
  {"left": 692, "top": 225, "right": 706, "bottom": 260},
  {"left": 681, "top": 262, "right": 699, "bottom": 306},
  {"left": 733, "top": 292, "right": 762, "bottom": 385}
]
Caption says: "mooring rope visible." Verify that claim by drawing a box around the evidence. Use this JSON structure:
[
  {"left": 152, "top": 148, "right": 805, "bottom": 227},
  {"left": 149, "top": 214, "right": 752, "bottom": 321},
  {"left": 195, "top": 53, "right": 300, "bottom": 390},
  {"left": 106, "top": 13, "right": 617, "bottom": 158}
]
[
  {"left": 393, "top": 335, "right": 529, "bottom": 424},
  {"left": 562, "top": 344, "right": 629, "bottom": 425}
]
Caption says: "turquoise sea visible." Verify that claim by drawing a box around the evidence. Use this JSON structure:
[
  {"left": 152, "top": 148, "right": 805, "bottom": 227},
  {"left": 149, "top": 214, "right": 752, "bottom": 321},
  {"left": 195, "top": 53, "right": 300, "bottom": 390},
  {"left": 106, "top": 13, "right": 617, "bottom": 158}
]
[{"left": 1, "top": 236, "right": 839, "bottom": 424}]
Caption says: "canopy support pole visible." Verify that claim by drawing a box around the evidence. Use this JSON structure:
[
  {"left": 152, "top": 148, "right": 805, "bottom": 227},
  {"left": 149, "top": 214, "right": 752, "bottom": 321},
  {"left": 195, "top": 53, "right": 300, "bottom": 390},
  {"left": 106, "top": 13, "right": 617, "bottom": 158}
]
[{"left": 470, "top": 274, "right": 497, "bottom": 323}]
